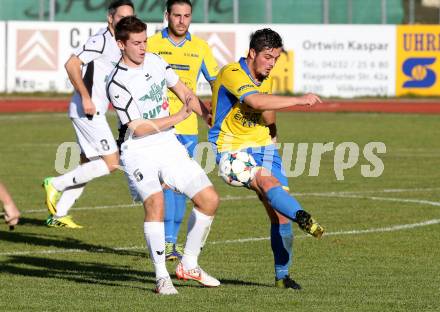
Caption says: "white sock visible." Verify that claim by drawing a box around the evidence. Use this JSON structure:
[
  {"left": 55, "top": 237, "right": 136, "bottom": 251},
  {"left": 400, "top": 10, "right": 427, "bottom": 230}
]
[
  {"left": 55, "top": 184, "right": 85, "bottom": 218},
  {"left": 182, "top": 208, "right": 214, "bottom": 270},
  {"left": 51, "top": 170, "right": 76, "bottom": 191},
  {"left": 52, "top": 158, "right": 110, "bottom": 191},
  {"left": 144, "top": 222, "right": 169, "bottom": 280}
]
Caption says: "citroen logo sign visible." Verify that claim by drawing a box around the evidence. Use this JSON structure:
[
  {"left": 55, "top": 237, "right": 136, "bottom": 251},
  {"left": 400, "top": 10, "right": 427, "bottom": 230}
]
[{"left": 16, "top": 30, "right": 58, "bottom": 71}]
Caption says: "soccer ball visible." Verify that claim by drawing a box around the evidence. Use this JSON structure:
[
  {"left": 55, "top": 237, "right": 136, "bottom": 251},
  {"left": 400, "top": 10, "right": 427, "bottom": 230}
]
[{"left": 219, "top": 152, "right": 257, "bottom": 187}]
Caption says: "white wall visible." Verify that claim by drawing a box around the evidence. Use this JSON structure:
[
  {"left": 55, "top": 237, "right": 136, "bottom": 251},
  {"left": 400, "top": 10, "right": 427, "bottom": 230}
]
[
  {"left": 0, "top": 22, "right": 5, "bottom": 92},
  {"left": 189, "top": 23, "right": 396, "bottom": 97},
  {"left": 279, "top": 25, "right": 396, "bottom": 97},
  {"left": 3, "top": 22, "right": 398, "bottom": 97}
]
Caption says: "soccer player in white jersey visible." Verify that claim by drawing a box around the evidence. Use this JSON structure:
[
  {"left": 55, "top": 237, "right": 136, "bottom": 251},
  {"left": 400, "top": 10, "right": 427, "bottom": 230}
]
[
  {"left": 107, "top": 16, "right": 220, "bottom": 295},
  {"left": 119, "top": 0, "right": 219, "bottom": 262},
  {"left": 147, "top": 0, "right": 219, "bottom": 261},
  {"left": 42, "top": 0, "right": 134, "bottom": 228}
]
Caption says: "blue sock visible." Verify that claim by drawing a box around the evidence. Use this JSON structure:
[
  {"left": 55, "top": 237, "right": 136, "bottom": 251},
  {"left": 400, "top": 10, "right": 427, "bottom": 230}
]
[
  {"left": 266, "top": 186, "right": 303, "bottom": 221},
  {"left": 163, "top": 189, "right": 176, "bottom": 243},
  {"left": 271, "top": 223, "right": 293, "bottom": 280},
  {"left": 173, "top": 192, "right": 187, "bottom": 243}
]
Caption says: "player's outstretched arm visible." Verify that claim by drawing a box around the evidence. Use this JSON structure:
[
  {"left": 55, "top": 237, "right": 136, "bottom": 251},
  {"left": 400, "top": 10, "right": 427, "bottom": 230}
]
[
  {"left": 245, "top": 92, "right": 322, "bottom": 111},
  {"left": 65, "top": 54, "right": 96, "bottom": 116}
]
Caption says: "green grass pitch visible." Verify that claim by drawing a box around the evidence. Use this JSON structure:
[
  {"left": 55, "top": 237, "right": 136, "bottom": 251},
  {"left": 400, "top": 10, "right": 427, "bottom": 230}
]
[{"left": 0, "top": 111, "right": 439, "bottom": 311}]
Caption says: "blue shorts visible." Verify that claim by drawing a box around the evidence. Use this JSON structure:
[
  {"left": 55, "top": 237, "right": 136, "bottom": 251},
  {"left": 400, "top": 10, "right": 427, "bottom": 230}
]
[
  {"left": 215, "top": 144, "right": 289, "bottom": 189},
  {"left": 176, "top": 134, "right": 198, "bottom": 158}
]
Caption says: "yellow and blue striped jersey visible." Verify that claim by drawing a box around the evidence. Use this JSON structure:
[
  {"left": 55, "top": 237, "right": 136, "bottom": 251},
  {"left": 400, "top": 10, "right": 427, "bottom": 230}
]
[
  {"left": 148, "top": 28, "right": 219, "bottom": 135},
  {"left": 209, "top": 57, "right": 273, "bottom": 152}
]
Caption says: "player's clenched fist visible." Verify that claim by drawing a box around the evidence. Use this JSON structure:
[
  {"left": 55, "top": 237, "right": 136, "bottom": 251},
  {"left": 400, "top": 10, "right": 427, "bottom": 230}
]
[{"left": 82, "top": 97, "right": 97, "bottom": 115}]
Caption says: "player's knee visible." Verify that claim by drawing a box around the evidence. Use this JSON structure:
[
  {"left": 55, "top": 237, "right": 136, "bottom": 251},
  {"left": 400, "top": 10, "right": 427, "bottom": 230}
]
[
  {"left": 255, "top": 169, "right": 281, "bottom": 193},
  {"left": 193, "top": 186, "right": 219, "bottom": 216},
  {"left": 143, "top": 192, "right": 164, "bottom": 221},
  {"left": 204, "top": 187, "right": 219, "bottom": 212},
  {"left": 209, "top": 189, "right": 220, "bottom": 211}
]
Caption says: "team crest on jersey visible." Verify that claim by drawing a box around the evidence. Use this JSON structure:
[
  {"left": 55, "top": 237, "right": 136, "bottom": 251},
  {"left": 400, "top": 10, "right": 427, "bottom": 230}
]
[
  {"left": 138, "top": 79, "right": 166, "bottom": 103},
  {"left": 237, "top": 84, "right": 254, "bottom": 93}
]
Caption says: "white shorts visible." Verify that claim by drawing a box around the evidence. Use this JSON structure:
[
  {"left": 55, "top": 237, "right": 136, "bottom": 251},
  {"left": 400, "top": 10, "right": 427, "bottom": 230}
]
[
  {"left": 120, "top": 136, "right": 212, "bottom": 202},
  {"left": 72, "top": 117, "right": 118, "bottom": 158},
  {"left": 120, "top": 157, "right": 143, "bottom": 202}
]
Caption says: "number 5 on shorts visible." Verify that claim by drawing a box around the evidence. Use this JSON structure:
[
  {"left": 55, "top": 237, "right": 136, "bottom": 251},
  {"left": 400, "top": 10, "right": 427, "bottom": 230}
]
[{"left": 134, "top": 169, "right": 144, "bottom": 182}]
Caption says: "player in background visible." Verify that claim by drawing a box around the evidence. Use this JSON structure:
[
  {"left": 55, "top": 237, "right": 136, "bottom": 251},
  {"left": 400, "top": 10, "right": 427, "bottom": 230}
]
[
  {"left": 1, "top": 181, "right": 20, "bottom": 230},
  {"left": 42, "top": 0, "right": 134, "bottom": 228},
  {"left": 209, "top": 28, "right": 324, "bottom": 289},
  {"left": 107, "top": 16, "right": 220, "bottom": 295},
  {"left": 146, "top": 0, "right": 219, "bottom": 260}
]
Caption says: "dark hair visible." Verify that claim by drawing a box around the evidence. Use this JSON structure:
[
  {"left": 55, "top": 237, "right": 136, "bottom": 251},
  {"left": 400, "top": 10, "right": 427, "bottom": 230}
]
[
  {"left": 166, "top": 0, "right": 192, "bottom": 13},
  {"left": 108, "top": 0, "right": 134, "bottom": 16},
  {"left": 249, "top": 28, "right": 283, "bottom": 53},
  {"left": 115, "top": 16, "right": 147, "bottom": 42}
]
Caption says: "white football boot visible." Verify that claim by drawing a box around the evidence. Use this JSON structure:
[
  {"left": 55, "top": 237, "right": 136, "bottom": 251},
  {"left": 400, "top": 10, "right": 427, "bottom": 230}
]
[{"left": 155, "top": 276, "right": 178, "bottom": 295}]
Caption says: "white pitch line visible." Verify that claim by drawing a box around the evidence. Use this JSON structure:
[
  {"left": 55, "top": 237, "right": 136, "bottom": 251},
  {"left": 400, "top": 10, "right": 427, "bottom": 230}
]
[
  {"left": 303, "top": 193, "right": 440, "bottom": 207},
  {"left": 9, "top": 143, "right": 60, "bottom": 147},
  {"left": 0, "top": 246, "right": 144, "bottom": 257},
  {"left": 323, "top": 219, "right": 440, "bottom": 236},
  {"left": 0, "top": 113, "right": 66, "bottom": 121},
  {"left": 22, "top": 203, "right": 140, "bottom": 214},
  {"left": 292, "top": 187, "right": 440, "bottom": 195},
  {"left": 19, "top": 187, "right": 440, "bottom": 215},
  {"left": 211, "top": 219, "right": 440, "bottom": 243},
  {"left": 2, "top": 187, "right": 438, "bottom": 257},
  {"left": 1, "top": 219, "right": 439, "bottom": 257}
]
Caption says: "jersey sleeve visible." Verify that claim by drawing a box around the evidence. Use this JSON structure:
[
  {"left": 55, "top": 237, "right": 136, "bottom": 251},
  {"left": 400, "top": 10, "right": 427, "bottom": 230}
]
[
  {"left": 200, "top": 42, "right": 219, "bottom": 82},
  {"left": 107, "top": 79, "right": 141, "bottom": 125},
  {"left": 222, "top": 68, "right": 259, "bottom": 103},
  {"left": 74, "top": 34, "right": 106, "bottom": 64}
]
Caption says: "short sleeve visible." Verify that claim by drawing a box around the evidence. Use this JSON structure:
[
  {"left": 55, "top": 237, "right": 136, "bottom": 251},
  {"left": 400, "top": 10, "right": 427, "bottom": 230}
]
[
  {"left": 222, "top": 68, "right": 259, "bottom": 103},
  {"left": 107, "top": 79, "right": 141, "bottom": 125},
  {"left": 201, "top": 42, "right": 219, "bottom": 81},
  {"left": 74, "top": 34, "right": 106, "bottom": 64}
]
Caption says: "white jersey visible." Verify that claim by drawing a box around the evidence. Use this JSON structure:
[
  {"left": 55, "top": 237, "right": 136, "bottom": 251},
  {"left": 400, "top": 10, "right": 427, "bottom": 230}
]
[
  {"left": 107, "top": 52, "right": 179, "bottom": 147},
  {"left": 69, "top": 27, "right": 121, "bottom": 118}
]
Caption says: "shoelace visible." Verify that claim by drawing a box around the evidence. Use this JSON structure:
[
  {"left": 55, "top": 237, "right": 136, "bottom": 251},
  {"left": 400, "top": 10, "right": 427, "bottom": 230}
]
[
  {"left": 186, "top": 267, "right": 202, "bottom": 278},
  {"left": 157, "top": 278, "right": 173, "bottom": 290}
]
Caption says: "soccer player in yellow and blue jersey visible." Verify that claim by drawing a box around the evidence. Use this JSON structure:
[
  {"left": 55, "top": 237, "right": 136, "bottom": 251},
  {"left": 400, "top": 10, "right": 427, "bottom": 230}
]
[
  {"left": 148, "top": 0, "right": 219, "bottom": 261},
  {"left": 209, "top": 28, "right": 324, "bottom": 289}
]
